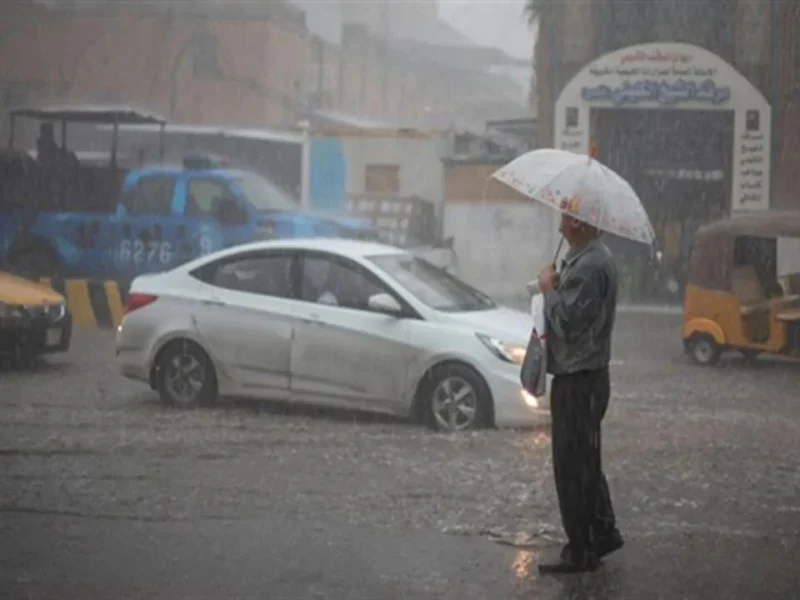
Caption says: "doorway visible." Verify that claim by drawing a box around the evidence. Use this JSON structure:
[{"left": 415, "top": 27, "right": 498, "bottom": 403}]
[{"left": 591, "top": 108, "right": 734, "bottom": 300}]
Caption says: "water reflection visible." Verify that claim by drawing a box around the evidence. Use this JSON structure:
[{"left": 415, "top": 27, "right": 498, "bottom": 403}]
[
  {"left": 512, "top": 549, "right": 536, "bottom": 579},
  {"left": 550, "top": 563, "right": 625, "bottom": 600},
  {"left": 512, "top": 547, "right": 626, "bottom": 599},
  {"left": 523, "top": 429, "right": 551, "bottom": 451}
]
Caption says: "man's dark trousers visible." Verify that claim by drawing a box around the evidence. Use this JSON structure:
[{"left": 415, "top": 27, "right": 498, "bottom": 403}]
[{"left": 550, "top": 367, "right": 616, "bottom": 560}]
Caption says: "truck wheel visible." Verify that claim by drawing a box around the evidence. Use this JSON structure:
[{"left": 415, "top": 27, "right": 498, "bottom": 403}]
[{"left": 686, "top": 334, "right": 720, "bottom": 366}]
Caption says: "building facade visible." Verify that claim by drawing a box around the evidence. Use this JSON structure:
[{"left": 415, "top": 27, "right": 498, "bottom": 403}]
[
  {"left": 0, "top": 1, "right": 522, "bottom": 140},
  {"left": 534, "top": 0, "right": 800, "bottom": 214}
]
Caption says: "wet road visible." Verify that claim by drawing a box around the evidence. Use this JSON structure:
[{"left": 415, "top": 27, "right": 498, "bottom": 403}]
[{"left": 1, "top": 311, "right": 799, "bottom": 598}]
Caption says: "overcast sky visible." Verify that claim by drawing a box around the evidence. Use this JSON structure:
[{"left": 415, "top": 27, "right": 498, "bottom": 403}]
[{"left": 438, "top": 0, "right": 534, "bottom": 60}]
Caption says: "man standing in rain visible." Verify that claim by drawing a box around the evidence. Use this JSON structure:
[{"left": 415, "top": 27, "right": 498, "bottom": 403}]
[{"left": 536, "top": 213, "right": 624, "bottom": 574}]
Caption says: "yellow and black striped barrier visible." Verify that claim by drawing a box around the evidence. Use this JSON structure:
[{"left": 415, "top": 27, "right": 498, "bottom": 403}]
[{"left": 39, "top": 278, "right": 128, "bottom": 330}]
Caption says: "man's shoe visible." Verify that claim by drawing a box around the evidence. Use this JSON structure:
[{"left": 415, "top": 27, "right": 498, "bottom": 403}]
[
  {"left": 559, "top": 530, "right": 624, "bottom": 562},
  {"left": 597, "top": 529, "right": 624, "bottom": 558},
  {"left": 538, "top": 553, "right": 599, "bottom": 574}
]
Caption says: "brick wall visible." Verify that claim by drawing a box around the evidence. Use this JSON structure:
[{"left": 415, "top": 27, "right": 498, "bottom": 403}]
[
  {"left": 444, "top": 162, "right": 530, "bottom": 203},
  {"left": 0, "top": 4, "right": 508, "bottom": 134},
  {"left": 0, "top": 10, "right": 303, "bottom": 126}
]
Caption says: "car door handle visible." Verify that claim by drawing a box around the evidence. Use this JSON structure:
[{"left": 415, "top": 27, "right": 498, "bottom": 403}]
[
  {"left": 300, "top": 314, "right": 323, "bottom": 325},
  {"left": 202, "top": 299, "right": 225, "bottom": 307}
]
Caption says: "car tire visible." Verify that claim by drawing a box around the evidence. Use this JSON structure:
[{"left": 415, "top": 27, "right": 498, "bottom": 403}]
[
  {"left": 155, "top": 339, "right": 218, "bottom": 408},
  {"left": 10, "top": 242, "right": 59, "bottom": 278},
  {"left": 686, "top": 334, "right": 720, "bottom": 366},
  {"left": 420, "top": 363, "right": 493, "bottom": 433}
]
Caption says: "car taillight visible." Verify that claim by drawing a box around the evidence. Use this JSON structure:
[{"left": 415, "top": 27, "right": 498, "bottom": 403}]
[{"left": 124, "top": 293, "right": 158, "bottom": 314}]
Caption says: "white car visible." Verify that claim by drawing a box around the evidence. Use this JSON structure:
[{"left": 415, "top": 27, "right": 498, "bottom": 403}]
[{"left": 116, "top": 238, "right": 549, "bottom": 432}]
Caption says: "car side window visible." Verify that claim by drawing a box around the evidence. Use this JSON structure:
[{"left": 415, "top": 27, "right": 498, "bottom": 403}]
[
  {"left": 300, "top": 254, "right": 386, "bottom": 311},
  {"left": 198, "top": 254, "right": 295, "bottom": 299},
  {"left": 121, "top": 175, "right": 176, "bottom": 216}
]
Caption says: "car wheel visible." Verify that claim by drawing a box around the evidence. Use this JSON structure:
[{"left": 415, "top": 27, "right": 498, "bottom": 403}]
[
  {"left": 155, "top": 340, "right": 218, "bottom": 408},
  {"left": 10, "top": 243, "right": 59, "bottom": 278},
  {"left": 686, "top": 334, "right": 720, "bottom": 366},
  {"left": 422, "top": 363, "right": 492, "bottom": 433}
]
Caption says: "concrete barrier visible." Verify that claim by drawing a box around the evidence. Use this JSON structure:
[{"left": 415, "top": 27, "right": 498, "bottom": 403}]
[{"left": 39, "top": 278, "right": 128, "bottom": 329}]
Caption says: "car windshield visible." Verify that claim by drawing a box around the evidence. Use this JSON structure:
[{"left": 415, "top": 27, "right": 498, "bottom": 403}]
[
  {"left": 233, "top": 172, "right": 297, "bottom": 212},
  {"left": 369, "top": 253, "right": 496, "bottom": 312}
]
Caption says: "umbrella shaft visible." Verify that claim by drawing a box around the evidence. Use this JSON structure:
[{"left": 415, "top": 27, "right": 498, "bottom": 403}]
[{"left": 553, "top": 236, "right": 565, "bottom": 268}]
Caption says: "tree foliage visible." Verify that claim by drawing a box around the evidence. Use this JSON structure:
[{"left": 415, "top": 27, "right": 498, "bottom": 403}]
[{"left": 524, "top": 0, "right": 548, "bottom": 25}]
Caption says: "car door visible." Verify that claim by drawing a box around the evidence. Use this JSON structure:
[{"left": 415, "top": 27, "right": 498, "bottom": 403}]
[
  {"left": 290, "top": 251, "right": 416, "bottom": 413},
  {"left": 190, "top": 249, "right": 299, "bottom": 399},
  {"left": 113, "top": 173, "right": 180, "bottom": 278}
]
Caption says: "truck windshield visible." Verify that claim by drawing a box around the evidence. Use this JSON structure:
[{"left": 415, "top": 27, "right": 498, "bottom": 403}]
[{"left": 233, "top": 172, "right": 297, "bottom": 212}]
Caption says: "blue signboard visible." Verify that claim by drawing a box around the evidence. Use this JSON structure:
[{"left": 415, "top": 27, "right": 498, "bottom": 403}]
[{"left": 580, "top": 78, "right": 731, "bottom": 107}]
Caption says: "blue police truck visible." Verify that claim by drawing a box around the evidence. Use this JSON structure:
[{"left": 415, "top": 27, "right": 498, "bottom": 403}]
[{"left": 0, "top": 105, "right": 376, "bottom": 280}]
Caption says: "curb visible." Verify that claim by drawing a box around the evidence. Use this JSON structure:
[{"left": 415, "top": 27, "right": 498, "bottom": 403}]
[
  {"left": 497, "top": 296, "right": 682, "bottom": 316},
  {"left": 39, "top": 278, "right": 129, "bottom": 329}
]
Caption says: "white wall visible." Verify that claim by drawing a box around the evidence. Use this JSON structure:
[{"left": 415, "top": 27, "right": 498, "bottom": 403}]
[
  {"left": 340, "top": 136, "right": 446, "bottom": 207},
  {"left": 443, "top": 201, "right": 559, "bottom": 299}
]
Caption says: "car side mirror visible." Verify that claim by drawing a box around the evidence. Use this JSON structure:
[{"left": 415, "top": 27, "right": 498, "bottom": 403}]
[{"left": 367, "top": 292, "right": 403, "bottom": 316}]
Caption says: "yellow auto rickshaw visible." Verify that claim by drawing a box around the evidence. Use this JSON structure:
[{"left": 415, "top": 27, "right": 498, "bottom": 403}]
[{"left": 682, "top": 211, "right": 800, "bottom": 365}]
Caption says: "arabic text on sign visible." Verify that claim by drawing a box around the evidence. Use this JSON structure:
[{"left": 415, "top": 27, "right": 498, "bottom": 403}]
[
  {"left": 588, "top": 66, "right": 718, "bottom": 78},
  {"left": 644, "top": 168, "right": 724, "bottom": 182},
  {"left": 740, "top": 157, "right": 763, "bottom": 166},
  {"left": 740, "top": 194, "right": 762, "bottom": 204},
  {"left": 619, "top": 50, "right": 693, "bottom": 65},
  {"left": 580, "top": 78, "right": 731, "bottom": 106}
]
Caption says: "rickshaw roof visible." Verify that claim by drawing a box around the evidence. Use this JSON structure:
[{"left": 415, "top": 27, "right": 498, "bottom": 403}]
[
  {"left": 696, "top": 211, "right": 800, "bottom": 240},
  {"left": 9, "top": 104, "right": 167, "bottom": 126}
]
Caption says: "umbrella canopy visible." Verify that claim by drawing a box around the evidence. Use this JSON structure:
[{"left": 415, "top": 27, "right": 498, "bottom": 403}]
[{"left": 492, "top": 148, "right": 655, "bottom": 246}]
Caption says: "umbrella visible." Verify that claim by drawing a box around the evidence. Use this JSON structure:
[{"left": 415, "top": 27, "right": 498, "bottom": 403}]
[{"left": 491, "top": 148, "right": 656, "bottom": 248}]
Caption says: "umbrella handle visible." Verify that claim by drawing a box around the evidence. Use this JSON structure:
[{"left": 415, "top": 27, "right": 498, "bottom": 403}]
[{"left": 552, "top": 235, "right": 565, "bottom": 269}]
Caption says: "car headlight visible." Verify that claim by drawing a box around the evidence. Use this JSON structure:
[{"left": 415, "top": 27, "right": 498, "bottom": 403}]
[
  {"left": 476, "top": 333, "right": 526, "bottom": 365},
  {"left": 44, "top": 302, "right": 66, "bottom": 322},
  {"left": 0, "top": 302, "right": 25, "bottom": 319}
]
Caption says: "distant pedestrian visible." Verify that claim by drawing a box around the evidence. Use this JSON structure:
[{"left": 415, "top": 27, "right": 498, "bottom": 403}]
[{"left": 536, "top": 213, "right": 624, "bottom": 574}]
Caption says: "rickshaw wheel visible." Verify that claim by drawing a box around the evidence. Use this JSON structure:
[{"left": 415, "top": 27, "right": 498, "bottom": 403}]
[{"left": 687, "top": 334, "right": 720, "bottom": 366}]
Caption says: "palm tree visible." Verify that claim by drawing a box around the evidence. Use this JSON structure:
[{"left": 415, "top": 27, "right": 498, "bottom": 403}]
[{"left": 524, "top": 0, "right": 548, "bottom": 25}]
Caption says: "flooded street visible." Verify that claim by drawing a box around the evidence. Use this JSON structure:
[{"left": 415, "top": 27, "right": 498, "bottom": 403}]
[
  {"left": 1, "top": 0, "right": 799, "bottom": 595},
  {"left": 2, "top": 311, "right": 799, "bottom": 598}
]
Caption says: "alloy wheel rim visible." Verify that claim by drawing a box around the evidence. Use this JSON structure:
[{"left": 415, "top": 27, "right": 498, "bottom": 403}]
[
  {"left": 431, "top": 376, "right": 478, "bottom": 432},
  {"left": 165, "top": 353, "right": 205, "bottom": 404}
]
